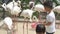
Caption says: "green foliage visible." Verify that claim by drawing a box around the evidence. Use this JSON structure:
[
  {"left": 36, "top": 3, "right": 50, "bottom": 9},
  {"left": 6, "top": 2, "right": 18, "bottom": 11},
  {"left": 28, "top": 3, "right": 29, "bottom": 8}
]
[
  {"left": 52, "top": 0, "right": 60, "bottom": 6},
  {"left": 33, "top": 11, "right": 39, "bottom": 18}
]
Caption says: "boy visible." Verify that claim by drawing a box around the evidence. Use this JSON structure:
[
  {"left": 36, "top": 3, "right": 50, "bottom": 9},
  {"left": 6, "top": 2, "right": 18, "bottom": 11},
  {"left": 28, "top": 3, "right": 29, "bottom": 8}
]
[
  {"left": 43, "top": 0, "right": 56, "bottom": 34},
  {"left": 36, "top": 24, "right": 45, "bottom": 34}
]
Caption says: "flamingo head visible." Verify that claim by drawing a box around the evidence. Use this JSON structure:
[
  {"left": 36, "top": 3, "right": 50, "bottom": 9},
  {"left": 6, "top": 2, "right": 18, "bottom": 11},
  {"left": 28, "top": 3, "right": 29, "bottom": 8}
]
[{"left": 2, "top": 3, "right": 7, "bottom": 11}]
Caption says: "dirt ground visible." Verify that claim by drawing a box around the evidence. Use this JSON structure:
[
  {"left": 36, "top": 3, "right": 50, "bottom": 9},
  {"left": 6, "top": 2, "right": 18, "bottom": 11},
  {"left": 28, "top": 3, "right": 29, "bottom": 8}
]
[{"left": 0, "top": 22, "right": 60, "bottom": 34}]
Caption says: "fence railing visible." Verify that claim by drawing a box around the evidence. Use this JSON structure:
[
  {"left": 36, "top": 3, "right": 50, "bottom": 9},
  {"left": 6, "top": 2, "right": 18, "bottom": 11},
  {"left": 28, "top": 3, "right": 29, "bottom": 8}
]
[{"left": 12, "top": 18, "right": 60, "bottom": 29}]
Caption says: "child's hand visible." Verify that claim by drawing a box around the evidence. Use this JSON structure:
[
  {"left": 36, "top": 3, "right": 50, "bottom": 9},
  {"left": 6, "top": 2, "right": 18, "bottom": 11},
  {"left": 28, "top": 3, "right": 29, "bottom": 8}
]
[
  {"left": 42, "top": 21, "right": 46, "bottom": 26},
  {"left": 44, "top": 21, "right": 46, "bottom": 23}
]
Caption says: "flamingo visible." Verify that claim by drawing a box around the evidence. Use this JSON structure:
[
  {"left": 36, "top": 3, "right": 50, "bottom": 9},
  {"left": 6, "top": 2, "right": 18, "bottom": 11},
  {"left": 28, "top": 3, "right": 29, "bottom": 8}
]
[
  {"left": 53, "top": 6, "right": 60, "bottom": 13},
  {"left": 20, "top": 9, "right": 34, "bottom": 21},
  {"left": 34, "top": 4, "right": 44, "bottom": 12},
  {"left": 1, "top": 0, "right": 21, "bottom": 16},
  {"left": 3, "top": 17, "right": 13, "bottom": 30},
  {"left": 20, "top": 9, "right": 35, "bottom": 34},
  {"left": 0, "top": 17, "right": 13, "bottom": 34}
]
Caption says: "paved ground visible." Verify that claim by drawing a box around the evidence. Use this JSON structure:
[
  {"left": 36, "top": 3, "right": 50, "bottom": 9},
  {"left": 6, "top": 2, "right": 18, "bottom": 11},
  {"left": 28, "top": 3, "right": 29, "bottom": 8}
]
[{"left": 0, "top": 22, "right": 60, "bottom": 34}]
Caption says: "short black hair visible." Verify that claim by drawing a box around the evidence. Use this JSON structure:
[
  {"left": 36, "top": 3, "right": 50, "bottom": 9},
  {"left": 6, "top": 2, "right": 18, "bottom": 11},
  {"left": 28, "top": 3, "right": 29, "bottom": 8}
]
[
  {"left": 43, "top": 0, "right": 53, "bottom": 9},
  {"left": 36, "top": 24, "right": 45, "bottom": 33}
]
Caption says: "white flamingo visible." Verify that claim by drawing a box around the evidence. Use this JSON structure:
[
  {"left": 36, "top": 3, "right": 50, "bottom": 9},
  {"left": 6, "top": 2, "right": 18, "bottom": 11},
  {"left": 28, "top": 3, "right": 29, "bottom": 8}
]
[
  {"left": 0, "top": 17, "right": 13, "bottom": 34},
  {"left": 3, "top": 17, "right": 13, "bottom": 30},
  {"left": 2, "top": 0, "right": 21, "bottom": 16},
  {"left": 0, "top": 17, "right": 13, "bottom": 30},
  {"left": 20, "top": 9, "right": 34, "bottom": 21},
  {"left": 34, "top": 4, "right": 44, "bottom": 12},
  {"left": 20, "top": 9, "right": 36, "bottom": 34},
  {"left": 53, "top": 6, "right": 60, "bottom": 13}
]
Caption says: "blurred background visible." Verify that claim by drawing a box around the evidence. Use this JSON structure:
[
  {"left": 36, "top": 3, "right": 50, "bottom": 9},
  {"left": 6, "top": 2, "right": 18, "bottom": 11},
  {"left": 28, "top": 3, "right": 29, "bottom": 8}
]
[{"left": 0, "top": 0, "right": 60, "bottom": 34}]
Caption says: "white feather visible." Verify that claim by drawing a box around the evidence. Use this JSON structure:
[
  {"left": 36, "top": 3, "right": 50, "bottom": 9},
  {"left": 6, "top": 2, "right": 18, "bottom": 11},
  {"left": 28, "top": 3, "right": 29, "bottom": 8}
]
[
  {"left": 53, "top": 6, "right": 60, "bottom": 13},
  {"left": 21, "top": 9, "right": 34, "bottom": 21},
  {"left": 2, "top": 1, "right": 21, "bottom": 16},
  {"left": 34, "top": 4, "right": 44, "bottom": 12},
  {"left": 3, "top": 17, "right": 13, "bottom": 30}
]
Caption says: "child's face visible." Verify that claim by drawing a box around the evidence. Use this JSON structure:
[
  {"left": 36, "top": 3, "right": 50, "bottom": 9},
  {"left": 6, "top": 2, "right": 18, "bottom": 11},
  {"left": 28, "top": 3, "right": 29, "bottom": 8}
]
[{"left": 44, "top": 6, "right": 51, "bottom": 12}]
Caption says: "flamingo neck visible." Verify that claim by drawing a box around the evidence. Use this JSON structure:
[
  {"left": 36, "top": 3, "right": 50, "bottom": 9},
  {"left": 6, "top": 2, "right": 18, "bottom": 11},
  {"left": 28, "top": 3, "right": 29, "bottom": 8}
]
[
  {"left": 2, "top": 3, "right": 7, "bottom": 10},
  {"left": 13, "top": 0, "right": 15, "bottom": 2}
]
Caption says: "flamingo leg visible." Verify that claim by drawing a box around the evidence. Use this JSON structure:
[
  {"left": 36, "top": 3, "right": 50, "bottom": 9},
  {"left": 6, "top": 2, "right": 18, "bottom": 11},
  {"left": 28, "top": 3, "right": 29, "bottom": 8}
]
[
  {"left": 14, "top": 15, "right": 18, "bottom": 34},
  {"left": 26, "top": 21, "right": 28, "bottom": 34},
  {"left": 12, "top": 15, "right": 18, "bottom": 34},
  {"left": 23, "top": 18, "right": 26, "bottom": 34},
  {"left": 23, "top": 22, "right": 25, "bottom": 34}
]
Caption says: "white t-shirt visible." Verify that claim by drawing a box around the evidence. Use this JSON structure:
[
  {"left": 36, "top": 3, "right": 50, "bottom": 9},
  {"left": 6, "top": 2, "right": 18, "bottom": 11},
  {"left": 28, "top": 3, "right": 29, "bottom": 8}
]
[{"left": 46, "top": 10, "right": 56, "bottom": 33}]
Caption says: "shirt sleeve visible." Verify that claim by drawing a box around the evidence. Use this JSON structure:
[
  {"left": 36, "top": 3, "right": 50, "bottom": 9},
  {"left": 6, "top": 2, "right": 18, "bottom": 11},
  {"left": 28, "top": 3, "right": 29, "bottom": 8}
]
[{"left": 46, "top": 16, "right": 54, "bottom": 23}]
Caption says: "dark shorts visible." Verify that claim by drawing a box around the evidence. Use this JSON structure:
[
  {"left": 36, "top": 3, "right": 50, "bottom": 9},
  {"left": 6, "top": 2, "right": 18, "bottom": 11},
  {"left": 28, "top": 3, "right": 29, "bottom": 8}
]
[{"left": 46, "top": 32, "right": 54, "bottom": 34}]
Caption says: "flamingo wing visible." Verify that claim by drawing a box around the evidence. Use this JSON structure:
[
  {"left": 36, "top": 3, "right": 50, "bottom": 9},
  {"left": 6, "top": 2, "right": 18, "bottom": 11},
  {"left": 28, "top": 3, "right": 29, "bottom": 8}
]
[{"left": 53, "top": 6, "right": 60, "bottom": 13}]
